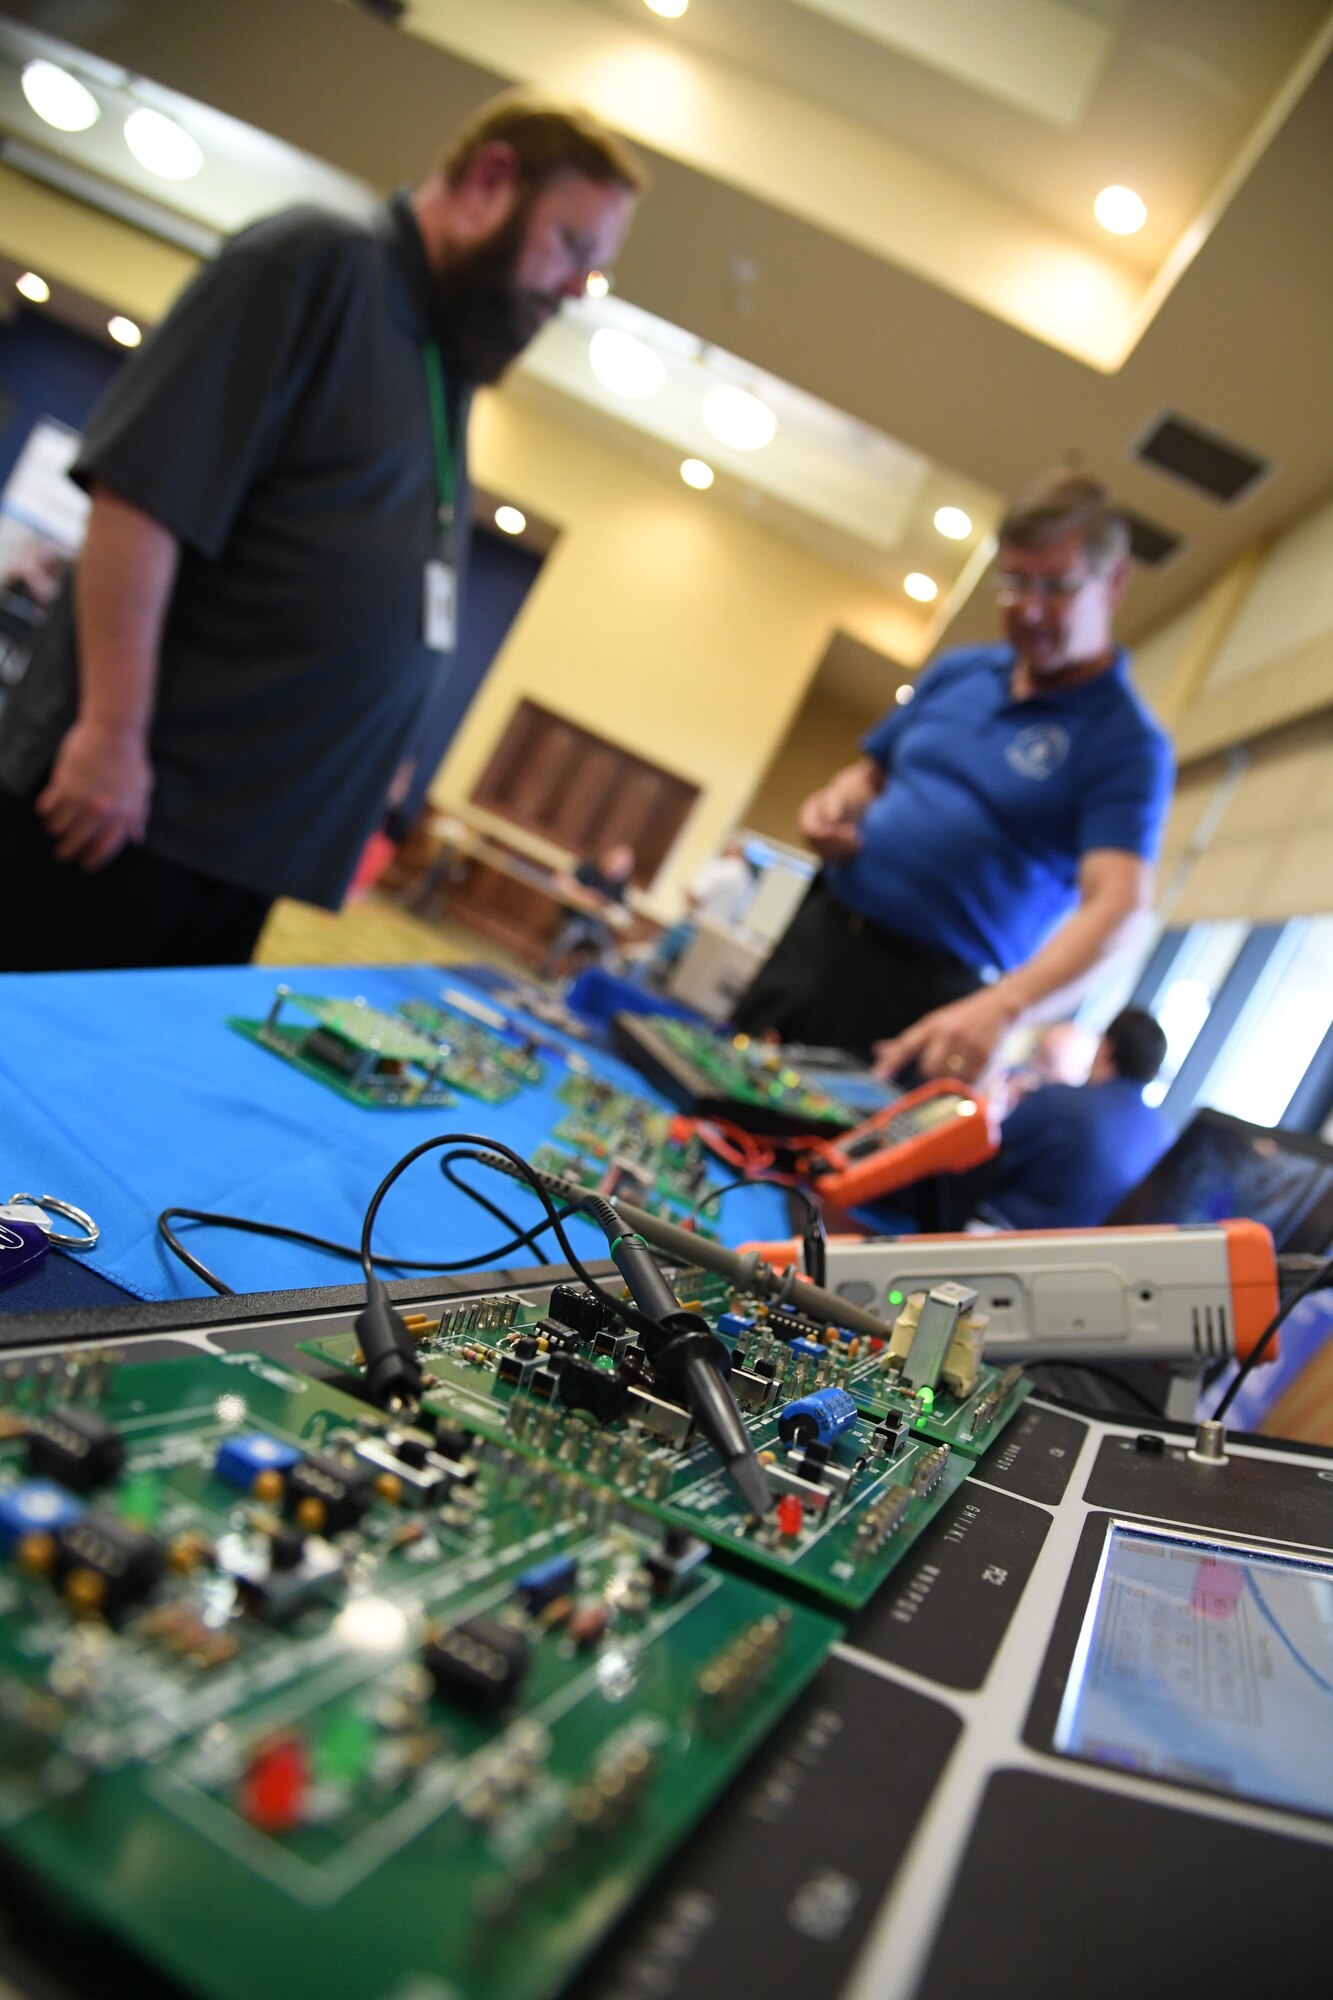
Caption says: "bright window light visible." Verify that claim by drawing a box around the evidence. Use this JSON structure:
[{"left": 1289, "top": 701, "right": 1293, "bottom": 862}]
[
  {"left": 494, "top": 505, "right": 527, "bottom": 535},
  {"left": 124, "top": 106, "right": 204, "bottom": 181},
  {"left": 1201, "top": 919, "right": 1333, "bottom": 1127},
  {"left": 933, "top": 506, "right": 972, "bottom": 539},
  {"left": 1094, "top": 185, "right": 1147, "bottom": 235},
  {"left": 701, "top": 384, "right": 777, "bottom": 452},
  {"left": 585, "top": 270, "right": 610, "bottom": 299},
  {"left": 21, "top": 60, "right": 99, "bottom": 132},
  {"left": 108, "top": 316, "right": 142, "bottom": 348},
  {"left": 589, "top": 328, "right": 666, "bottom": 398},
  {"left": 904, "top": 572, "right": 938, "bottom": 602},
  {"left": 16, "top": 272, "right": 50, "bottom": 304},
  {"left": 645, "top": 0, "right": 689, "bottom": 16},
  {"left": 680, "top": 458, "right": 714, "bottom": 490},
  {"left": 1140, "top": 920, "right": 1248, "bottom": 1105}
]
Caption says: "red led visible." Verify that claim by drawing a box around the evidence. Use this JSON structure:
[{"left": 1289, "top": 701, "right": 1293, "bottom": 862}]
[
  {"left": 868, "top": 1337, "right": 885, "bottom": 1352},
  {"left": 775, "top": 1495, "right": 804, "bottom": 1537},
  {"left": 240, "top": 1732, "right": 308, "bottom": 1833}
]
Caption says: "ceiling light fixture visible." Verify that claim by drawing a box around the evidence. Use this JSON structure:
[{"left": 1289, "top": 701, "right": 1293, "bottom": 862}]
[
  {"left": 1093, "top": 185, "right": 1147, "bottom": 235},
  {"left": 16, "top": 272, "right": 51, "bottom": 304},
  {"left": 124, "top": 106, "right": 204, "bottom": 181},
  {"left": 585, "top": 270, "right": 610, "bottom": 299},
  {"left": 644, "top": 0, "right": 689, "bottom": 17},
  {"left": 933, "top": 506, "right": 972, "bottom": 540},
  {"left": 108, "top": 315, "right": 142, "bottom": 348},
  {"left": 904, "top": 572, "right": 938, "bottom": 602},
  {"left": 701, "top": 384, "right": 777, "bottom": 452},
  {"left": 589, "top": 327, "right": 666, "bottom": 398},
  {"left": 21, "top": 60, "right": 100, "bottom": 132},
  {"left": 494, "top": 505, "right": 527, "bottom": 535},
  {"left": 680, "top": 458, "right": 714, "bottom": 490}
]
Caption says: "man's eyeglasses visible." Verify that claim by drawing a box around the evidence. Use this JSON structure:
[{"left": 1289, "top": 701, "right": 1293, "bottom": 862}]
[{"left": 995, "top": 571, "right": 1088, "bottom": 604}]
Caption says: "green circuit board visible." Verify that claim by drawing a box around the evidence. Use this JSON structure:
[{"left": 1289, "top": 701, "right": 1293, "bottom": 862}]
[
  {"left": 0, "top": 1353, "right": 836, "bottom": 2000},
  {"left": 645, "top": 1019, "right": 857, "bottom": 1130},
  {"left": 229, "top": 989, "right": 458, "bottom": 1108},
  {"left": 725, "top": 1306, "right": 1031, "bottom": 1459},
  {"left": 306, "top": 1278, "right": 1004, "bottom": 1611},
  {"left": 398, "top": 995, "right": 544, "bottom": 1100},
  {"left": 530, "top": 1074, "right": 719, "bottom": 1224}
]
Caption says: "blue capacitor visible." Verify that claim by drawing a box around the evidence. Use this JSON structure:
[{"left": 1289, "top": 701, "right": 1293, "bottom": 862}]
[
  {"left": 214, "top": 1432, "right": 301, "bottom": 1492},
  {"left": 514, "top": 1554, "right": 577, "bottom": 1607},
  {"left": 0, "top": 1480, "right": 84, "bottom": 1555},
  {"left": 777, "top": 1386, "right": 859, "bottom": 1447}
]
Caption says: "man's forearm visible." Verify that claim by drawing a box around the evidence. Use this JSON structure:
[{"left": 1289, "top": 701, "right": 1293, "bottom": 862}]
[
  {"left": 993, "top": 875, "right": 1147, "bottom": 1018},
  {"left": 74, "top": 483, "right": 180, "bottom": 734}
]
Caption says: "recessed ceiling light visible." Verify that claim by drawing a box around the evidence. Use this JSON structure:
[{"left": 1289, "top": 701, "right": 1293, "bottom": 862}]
[
  {"left": 494, "top": 505, "right": 527, "bottom": 535},
  {"left": 645, "top": 0, "right": 689, "bottom": 17},
  {"left": 124, "top": 106, "right": 204, "bottom": 181},
  {"left": 904, "top": 572, "right": 938, "bottom": 602},
  {"left": 701, "top": 384, "right": 777, "bottom": 452},
  {"left": 933, "top": 506, "right": 972, "bottom": 540},
  {"left": 895, "top": 683, "right": 915, "bottom": 705},
  {"left": 585, "top": 270, "right": 610, "bottom": 299},
  {"left": 16, "top": 272, "right": 51, "bottom": 304},
  {"left": 680, "top": 458, "right": 714, "bottom": 490},
  {"left": 1093, "top": 185, "right": 1147, "bottom": 235},
  {"left": 108, "top": 315, "right": 142, "bottom": 348},
  {"left": 589, "top": 328, "right": 666, "bottom": 398},
  {"left": 21, "top": 60, "right": 99, "bottom": 132}
]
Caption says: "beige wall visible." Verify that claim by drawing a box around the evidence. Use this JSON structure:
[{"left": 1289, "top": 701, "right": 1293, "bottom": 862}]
[
  {"left": 434, "top": 391, "right": 910, "bottom": 916},
  {"left": 743, "top": 684, "right": 878, "bottom": 847},
  {"left": 1135, "top": 484, "right": 1333, "bottom": 921},
  {"left": 0, "top": 165, "right": 198, "bottom": 326}
]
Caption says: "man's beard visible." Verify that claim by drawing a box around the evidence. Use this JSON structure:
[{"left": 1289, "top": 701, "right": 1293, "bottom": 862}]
[{"left": 432, "top": 199, "right": 557, "bottom": 386}]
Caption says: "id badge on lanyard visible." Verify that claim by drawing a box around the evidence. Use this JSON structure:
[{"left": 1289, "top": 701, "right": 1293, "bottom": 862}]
[
  {"left": 422, "top": 342, "right": 458, "bottom": 654},
  {"left": 423, "top": 556, "right": 457, "bottom": 652}
]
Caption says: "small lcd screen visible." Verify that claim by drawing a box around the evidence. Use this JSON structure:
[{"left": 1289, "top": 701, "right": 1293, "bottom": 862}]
[
  {"left": 1053, "top": 1524, "right": 1333, "bottom": 1820},
  {"left": 840, "top": 1095, "right": 964, "bottom": 1160},
  {"left": 1107, "top": 1109, "right": 1333, "bottom": 1253}
]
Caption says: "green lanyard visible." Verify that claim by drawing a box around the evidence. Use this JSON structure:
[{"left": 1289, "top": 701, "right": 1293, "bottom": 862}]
[{"left": 421, "top": 342, "right": 455, "bottom": 539}]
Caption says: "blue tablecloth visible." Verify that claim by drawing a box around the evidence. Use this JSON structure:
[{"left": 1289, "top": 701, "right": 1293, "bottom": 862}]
[{"left": 1, "top": 963, "right": 789, "bottom": 1305}]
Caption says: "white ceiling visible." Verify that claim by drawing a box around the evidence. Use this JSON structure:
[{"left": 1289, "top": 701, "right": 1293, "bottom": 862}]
[{"left": 0, "top": 0, "right": 1330, "bottom": 714}]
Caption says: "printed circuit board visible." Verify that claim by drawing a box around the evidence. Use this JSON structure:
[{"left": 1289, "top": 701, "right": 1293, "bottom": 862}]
[
  {"left": 307, "top": 1272, "right": 1028, "bottom": 1611},
  {"left": 0, "top": 1351, "right": 835, "bottom": 2000}
]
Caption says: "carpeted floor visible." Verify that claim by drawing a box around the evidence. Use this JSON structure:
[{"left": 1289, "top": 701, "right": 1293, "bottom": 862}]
[{"left": 254, "top": 890, "right": 530, "bottom": 973}]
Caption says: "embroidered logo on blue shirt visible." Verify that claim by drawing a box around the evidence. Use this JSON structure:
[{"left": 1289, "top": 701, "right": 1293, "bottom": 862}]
[{"left": 1005, "top": 723, "right": 1071, "bottom": 781}]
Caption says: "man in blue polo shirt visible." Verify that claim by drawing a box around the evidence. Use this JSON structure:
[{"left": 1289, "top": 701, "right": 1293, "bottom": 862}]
[
  {"left": 732, "top": 474, "right": 1174, "bottom": 1083},
  {"left": 972, "top": 1007, "right": 1171, "bottom": 1229}
]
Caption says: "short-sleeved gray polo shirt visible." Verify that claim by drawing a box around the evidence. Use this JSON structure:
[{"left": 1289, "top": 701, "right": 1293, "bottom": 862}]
[{"left": 0, "top": 193, "right": 470, "bottom": 908}]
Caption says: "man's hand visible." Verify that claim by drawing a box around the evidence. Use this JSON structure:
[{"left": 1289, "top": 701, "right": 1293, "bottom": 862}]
[
  {"left": 36, "top": 720, "right": 154, "bottom": 869},
  {"left": 797, "top": 787, "right": 864, "bottom": 861},
  {"left": 873, "top": 986, "right": 1021, "bottom": 1086},
  {"left": 797, "top": 754, "right": 882, "bottom": 862}
]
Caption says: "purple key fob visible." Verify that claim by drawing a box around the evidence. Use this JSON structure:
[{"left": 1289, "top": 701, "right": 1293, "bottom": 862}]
[{"left": 0, "top": 1218, "right": 48, "bottom": 1286}]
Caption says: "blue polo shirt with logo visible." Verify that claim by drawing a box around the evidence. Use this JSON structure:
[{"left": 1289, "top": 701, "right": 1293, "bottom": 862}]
[
  {"left": 980, "top": 1076, "right": 1171, "bottom": 1229},
  {"left": 826, "top": 645, "right": 1174, "bottom": 973}
]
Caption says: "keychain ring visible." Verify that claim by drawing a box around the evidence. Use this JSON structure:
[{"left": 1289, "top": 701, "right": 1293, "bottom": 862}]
[{"left": 8, "top": 1194, "right": 100, "bottom": 1251}]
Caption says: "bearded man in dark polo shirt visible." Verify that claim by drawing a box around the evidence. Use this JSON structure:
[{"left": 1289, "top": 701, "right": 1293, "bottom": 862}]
[
  {"left": 732, "top": 475, "right": 1175, "bottom": 1084},
  {"left": 0, "top": 94, "right": 642, "bottom": 970}
]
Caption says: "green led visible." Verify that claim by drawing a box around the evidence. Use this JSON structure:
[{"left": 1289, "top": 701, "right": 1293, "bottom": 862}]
[
  {"left": 918, "top": 1387, "right": 935, "bottom": 1412},
  {"left": 314, "top": 1704, "right": 375, "bottom": 1786},
  {"left": 888, "top": 1289, "right": 905, "bottom": 1307},
  {"left": 116, "top": 1473, "right": 161, "bottom": 1529}
]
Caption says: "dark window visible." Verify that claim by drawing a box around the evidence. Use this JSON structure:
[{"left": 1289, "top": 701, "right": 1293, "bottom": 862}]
[{"left": 472, "top": 698, "right": 698, "bottom": 881}]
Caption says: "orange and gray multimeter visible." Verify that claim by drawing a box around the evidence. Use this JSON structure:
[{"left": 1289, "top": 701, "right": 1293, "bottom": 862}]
[{"left": 810, "top": 1079, "right": 999, "bottom": 1206}]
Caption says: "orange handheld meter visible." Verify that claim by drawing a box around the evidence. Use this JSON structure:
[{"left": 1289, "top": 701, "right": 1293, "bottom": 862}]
[{"left": 811, "top": 1079, "right": 999, "bottom": 1206}]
